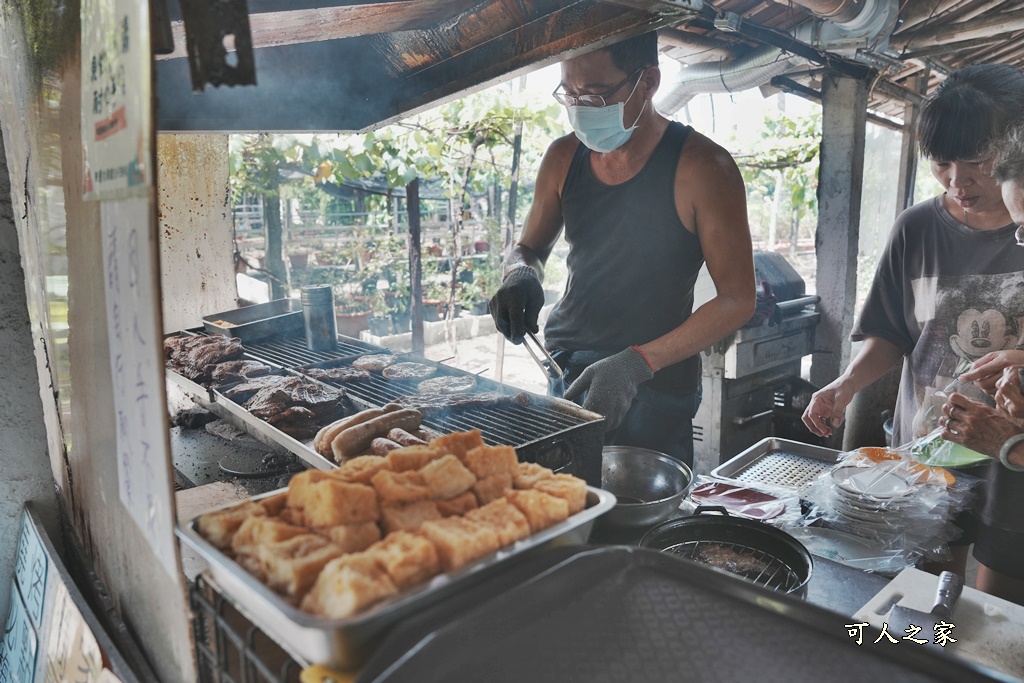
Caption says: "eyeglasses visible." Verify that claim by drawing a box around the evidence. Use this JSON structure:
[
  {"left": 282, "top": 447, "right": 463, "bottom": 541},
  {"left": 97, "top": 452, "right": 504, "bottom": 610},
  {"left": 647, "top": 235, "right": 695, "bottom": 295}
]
[{"left": 552, "top": 68, "right": 645, "bottom": 108}]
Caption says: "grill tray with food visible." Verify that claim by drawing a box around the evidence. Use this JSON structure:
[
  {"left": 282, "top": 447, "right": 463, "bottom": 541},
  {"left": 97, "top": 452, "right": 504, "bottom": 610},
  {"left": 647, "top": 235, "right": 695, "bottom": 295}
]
[
  {"left": 640, "top": 505, "right": 813, "bottom": 596},
  {"left": 203, "top": 299, "right": 306, "bottom": 342},
  {"left": 166, "top": 313, "right": 606, "bottom": 483},
  {"left": 177, "top": 485, "right": 615, "bottom": 668}
]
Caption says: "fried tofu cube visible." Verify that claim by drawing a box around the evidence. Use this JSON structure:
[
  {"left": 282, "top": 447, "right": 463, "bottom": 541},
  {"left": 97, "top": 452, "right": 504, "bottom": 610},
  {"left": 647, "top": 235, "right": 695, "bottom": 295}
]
[
  {"left": 300, "top": 553, "right": 398, "bottom": 619},
  {"left": 464, "top": 445, "right": 519, "bottom": 479},
  {"left": 259, "top": 491, "right": 290, "bottom": 516},
  {"left": 318, "top": 521, "right": 382, "bottom": 554},
  {"left": 472, "top": 473, "right": 512, "bottom": 505},
  {"left": 380, "top": 500, "right": 442, "bottom": 534},
  {"left": 256, "top": 535, "right": 344, "bottom": 600},
  {"left": 366, "top": 531, "right": 441, "bottom": 590},
  {"left": 466, "top": 499, "right": 531, "bottom": 546},
  {"left": 286, "top": 470, "right": 335, "bottom": 510},
  {"left": 533, "top": 474, "right": 588, "bottom": 515},
  {"left": 197, "top": 501, "right": 267, "bottom": 550},
  {"left": 231, "top": 516, "right": 308, "bottom": 555},
  {"left": 419, "top": 454, "right": 477, "bottom": 500},
  {"left": 371, "top": 469, "right": 433, "bottom": 507},
  {"left": 333, "top": 455, "right": 391, "bottom": 484},
  {"left": 513, "top": 462, "right": 555, "bottom": 490},
  {"left": 506, "top": 489, "right": 569, "bottom": 533},
  {"left": 278, "top": 507, "right": 305, "bottom": 527},
  {"left": 429, "top": 430, "right": 485, "bottom": 459},
  {"left": 386, "top": 445, "right": 445, "bottom": 472},
  {"left": 419, "top": 517, "right": 500, "bottom": 572},
  {"left": 435, "top": 491, "right": 478, "bottom": 517},
  {"left": 303, "top": 479, "right": 379, "bottom": 527}
]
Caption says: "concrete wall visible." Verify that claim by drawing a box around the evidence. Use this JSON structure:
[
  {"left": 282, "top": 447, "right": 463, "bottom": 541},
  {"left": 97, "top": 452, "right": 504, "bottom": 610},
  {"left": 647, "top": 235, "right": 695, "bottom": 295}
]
[
  {"left": 157, "top": 134, "right": 237, "bottom": 333},
  {"left": 0, "top": 115, "right": 57, "bottom": 635}
]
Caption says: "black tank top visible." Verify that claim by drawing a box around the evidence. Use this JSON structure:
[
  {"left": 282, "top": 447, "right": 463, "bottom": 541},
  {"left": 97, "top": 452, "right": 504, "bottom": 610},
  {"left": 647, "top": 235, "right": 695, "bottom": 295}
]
[{"left": 545, "top": 122, "right": 703, "bottom": 393}]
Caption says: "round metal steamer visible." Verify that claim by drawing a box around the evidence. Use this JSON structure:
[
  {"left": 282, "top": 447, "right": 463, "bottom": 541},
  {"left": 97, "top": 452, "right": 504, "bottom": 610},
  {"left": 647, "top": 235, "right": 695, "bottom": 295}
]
[
  {"left": 640, "top": 506, "right": 813, "bottom": 596},
  {"left": 599, "top": 446, "right": 693, "bottom": 528}
]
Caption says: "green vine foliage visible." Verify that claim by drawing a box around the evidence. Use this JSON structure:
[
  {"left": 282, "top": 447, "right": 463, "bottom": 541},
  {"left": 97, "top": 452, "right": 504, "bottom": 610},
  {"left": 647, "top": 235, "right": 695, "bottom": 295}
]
[{"left": 735, "top": 109, "right": 822, "bottom": 241}]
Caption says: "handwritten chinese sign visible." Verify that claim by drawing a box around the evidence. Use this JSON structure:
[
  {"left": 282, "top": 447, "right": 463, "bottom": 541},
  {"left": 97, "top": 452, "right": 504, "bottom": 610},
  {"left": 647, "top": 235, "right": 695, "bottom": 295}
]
[
  {"left": 100, "top": 198, "right": 179, "bottom": 578},
  {"left": 80, "top": 0, "right": 151, "bottom": 199},
  {"left": 42, "top": 583, "right": 106, "bottom": 683},
  {"left": 14, "top": 514, "right": 48, "bottom": 631},
  {"left": 0, "top": 581, "right": 38, "bottom": 683}
]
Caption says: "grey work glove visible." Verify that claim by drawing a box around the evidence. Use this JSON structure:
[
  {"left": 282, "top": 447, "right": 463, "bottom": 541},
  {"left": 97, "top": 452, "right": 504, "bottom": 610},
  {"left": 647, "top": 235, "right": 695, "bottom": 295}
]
[
  {"left": 563, "top": 347, "right": 654, "bottom": 430},
  {"left": 489, "top": 266, "right": 544, "bottom": 344}
]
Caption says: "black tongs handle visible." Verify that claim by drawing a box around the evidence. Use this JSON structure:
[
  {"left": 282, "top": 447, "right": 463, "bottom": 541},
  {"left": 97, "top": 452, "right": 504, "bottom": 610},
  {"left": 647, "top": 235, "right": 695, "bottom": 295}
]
[{"left": 524, "top": 331, "right": 563, "bottom": 380}]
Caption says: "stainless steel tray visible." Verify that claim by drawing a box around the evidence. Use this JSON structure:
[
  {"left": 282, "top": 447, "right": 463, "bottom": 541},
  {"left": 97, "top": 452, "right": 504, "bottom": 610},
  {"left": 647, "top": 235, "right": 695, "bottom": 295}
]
[
  {"left": 710, "top": 438, "right": 843, "bottom": 493},
  {"left": 177, "top": 486, "right": 616, "bottom": 668},
  {"left": 203, "top": 299, "right": 304, "bottom": 342}
]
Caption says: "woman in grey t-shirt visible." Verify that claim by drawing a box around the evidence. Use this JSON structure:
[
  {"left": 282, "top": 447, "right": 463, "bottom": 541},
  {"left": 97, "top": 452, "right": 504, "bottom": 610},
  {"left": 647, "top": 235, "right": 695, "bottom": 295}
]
[{"left": 802, "top": 64, "right": 1024, "bottom": 604}]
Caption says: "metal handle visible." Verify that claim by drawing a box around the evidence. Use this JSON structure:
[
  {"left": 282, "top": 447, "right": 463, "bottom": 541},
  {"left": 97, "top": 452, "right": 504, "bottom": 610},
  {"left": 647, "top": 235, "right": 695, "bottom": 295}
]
[
  {"left": 525, "top": 331, "right": 564, "bottom": 380},
  {"left": 931, "top": 571, "right": 963, "bottom": 618},
  {"left": 692, "top": 505, "right": 731, "bottom": 517},
  {"left": 731, "top": 410, "right": 774, "bottom": 426}
]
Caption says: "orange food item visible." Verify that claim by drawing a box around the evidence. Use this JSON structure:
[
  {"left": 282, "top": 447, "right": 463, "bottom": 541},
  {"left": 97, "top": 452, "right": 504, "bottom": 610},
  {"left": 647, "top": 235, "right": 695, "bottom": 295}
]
[{"left": 855, "top": 447, "right": 900, "bottom": 463}]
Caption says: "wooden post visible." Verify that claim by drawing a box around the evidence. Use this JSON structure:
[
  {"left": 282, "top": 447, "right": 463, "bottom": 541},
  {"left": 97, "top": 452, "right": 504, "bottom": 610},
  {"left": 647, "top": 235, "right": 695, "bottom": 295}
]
[
  {"left": 407, "top": 178, "right": 424, "bottom": 354},
  {"left": 895, "top": 74, "right": 927, "bottom": 216},
  {"left": 811, "top": 73, "right": 868, "bottom": 448}
]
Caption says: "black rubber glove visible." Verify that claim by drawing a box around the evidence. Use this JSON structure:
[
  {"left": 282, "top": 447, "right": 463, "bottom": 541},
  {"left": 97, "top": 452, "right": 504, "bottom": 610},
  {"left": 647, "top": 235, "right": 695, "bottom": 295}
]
[
  {"left": 563, "top": 347, "right": 654, "bottom": 430},
  {"left": 489, "top": 266, "right": 544, "bottom": 344}
]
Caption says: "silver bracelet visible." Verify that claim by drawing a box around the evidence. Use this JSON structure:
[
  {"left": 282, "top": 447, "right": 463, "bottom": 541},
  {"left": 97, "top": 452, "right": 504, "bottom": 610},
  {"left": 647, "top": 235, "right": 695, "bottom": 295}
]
[{"left": 998, "top": 433, "right": 1024, "bottom": 472}]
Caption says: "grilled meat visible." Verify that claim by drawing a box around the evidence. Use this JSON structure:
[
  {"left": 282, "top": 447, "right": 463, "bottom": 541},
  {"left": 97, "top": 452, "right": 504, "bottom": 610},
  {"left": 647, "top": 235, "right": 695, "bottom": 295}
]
[
  {"left": 417, "top": 375, "right": 477, "bottom": 394},
  {"left": 303, "top": 366, "right": 372, "bottom": 383},
  {"left": 164, "top": 334, "right": 245, "bottom": 383},
  {"left": 393, "top": 392, "right": 530, "bottom": 416},
  {"left": 244, "top": 377, "right": 347, "bottom": 438},
  {"left": 693, "top": 543, "right": 770, "bottom": 577},
  {"left": 382, "top": 362, "right": 437, "bottom": 381},
  {"left": 211, "top": 360, "right": 274, "bottom": 385},
  {"left": 352, "top": 354, "right": 397, "bottom": 372},
  {"left": 221, "top": 375, "right": 288, "bottom": 403}
]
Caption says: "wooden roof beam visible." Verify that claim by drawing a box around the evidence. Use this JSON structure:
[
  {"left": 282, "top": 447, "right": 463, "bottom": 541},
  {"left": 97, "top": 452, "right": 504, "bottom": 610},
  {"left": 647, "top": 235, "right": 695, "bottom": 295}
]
[{"left": 898, "top": 8, "right": 1024, "bottom": 50}]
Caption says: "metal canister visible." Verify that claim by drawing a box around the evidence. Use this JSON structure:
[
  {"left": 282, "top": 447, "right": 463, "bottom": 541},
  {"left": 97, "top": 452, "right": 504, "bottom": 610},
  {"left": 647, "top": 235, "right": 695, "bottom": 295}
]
[{"left": 300, "top": 285, "right": 337, "bottom": 351}]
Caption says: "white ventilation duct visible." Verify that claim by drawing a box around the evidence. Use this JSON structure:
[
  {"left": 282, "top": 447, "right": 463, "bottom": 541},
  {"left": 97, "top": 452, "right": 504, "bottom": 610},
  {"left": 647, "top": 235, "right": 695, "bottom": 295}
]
[
  {"left": 656, "top": 47, "right": 810, "bottom": 115},
  {"left": 656, "top": 0, "right": 899, "bottom": 116}
]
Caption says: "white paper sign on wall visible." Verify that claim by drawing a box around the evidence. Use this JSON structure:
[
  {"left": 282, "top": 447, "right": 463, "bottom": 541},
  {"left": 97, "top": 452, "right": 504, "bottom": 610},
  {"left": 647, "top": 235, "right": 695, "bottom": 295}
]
[
  {"left": 99, "top": 198, "right": 179, "bottom": 579},
  {"left": 80, "top": 0, "right": 151, "bottom": 200}
]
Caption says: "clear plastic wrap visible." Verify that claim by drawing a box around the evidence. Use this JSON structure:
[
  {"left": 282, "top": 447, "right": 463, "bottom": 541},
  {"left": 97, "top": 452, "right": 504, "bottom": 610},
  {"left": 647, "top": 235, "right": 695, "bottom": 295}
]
[
  {"left": 799, "top": 446, "right": 980, "bottom": 573},
  {"left": 910, "top": 379, "right": 991, "bottom": 467},
  {"left": 683, "top": 476, "right": 803, "bottom": 527}
]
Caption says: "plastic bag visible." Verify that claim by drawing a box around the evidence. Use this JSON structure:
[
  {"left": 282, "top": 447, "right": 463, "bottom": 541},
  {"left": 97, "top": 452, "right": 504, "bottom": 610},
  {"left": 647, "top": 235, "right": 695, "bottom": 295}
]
[
  {"left": 798, "top": 445, "right": 981, "bottom": 572},
  {"left": 908, "top": 378, "right": 991, "bottom": 467},
  {"left": 685, "top": 476, "right": 803, "bottom": 527}
]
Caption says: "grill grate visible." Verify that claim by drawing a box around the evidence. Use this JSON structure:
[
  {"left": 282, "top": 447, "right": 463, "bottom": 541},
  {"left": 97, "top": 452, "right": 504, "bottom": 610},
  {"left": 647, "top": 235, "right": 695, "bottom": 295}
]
[
  {"left": 664, "top": 539, "right": 803, "bottom": 593},
  {"left": 242, "top": 333, "right": 375, "bottom": 367},
  {"left": 731, "top": 451, "right": 831, "bottom": 490},
  {"left": 298, "top": 370, "right": 587, "bottom": 447}
]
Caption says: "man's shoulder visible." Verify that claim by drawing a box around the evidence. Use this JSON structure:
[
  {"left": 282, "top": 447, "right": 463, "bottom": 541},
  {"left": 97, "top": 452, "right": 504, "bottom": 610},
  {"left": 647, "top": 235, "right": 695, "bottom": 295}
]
[
  {"left": 675, "top": 129, "right": 742, "bottom": 184},
  {"left": 892, "top": 196, "right": 944, "bottom": 238}
]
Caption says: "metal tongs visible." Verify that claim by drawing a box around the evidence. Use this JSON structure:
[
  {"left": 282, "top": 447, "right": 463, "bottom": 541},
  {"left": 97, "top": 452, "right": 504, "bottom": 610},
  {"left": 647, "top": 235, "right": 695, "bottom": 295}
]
[{"left": 523, "top": 331, "right": 564, "bottom": 381}]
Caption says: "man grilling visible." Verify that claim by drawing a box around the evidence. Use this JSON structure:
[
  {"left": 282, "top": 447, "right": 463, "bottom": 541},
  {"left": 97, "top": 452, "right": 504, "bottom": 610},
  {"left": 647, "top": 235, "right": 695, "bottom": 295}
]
[{"left": 489, "top": 31, "right": 754, "bottom": 468}]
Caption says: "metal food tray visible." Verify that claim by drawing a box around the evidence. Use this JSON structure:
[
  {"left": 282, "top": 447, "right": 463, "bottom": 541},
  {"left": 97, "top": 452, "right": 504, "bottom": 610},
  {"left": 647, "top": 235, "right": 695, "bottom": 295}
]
[
  {"left": 710, "top": 437, "right": 843, "bottom": 493},
  {"left": 208, "top": 378, "right": 342, "bottom": 471},
  {"left": 203, "top": 299, "right": 305, "bottom": 342},
  {"left": 176, "top": 486, "right": 616, "bottom": 668}
]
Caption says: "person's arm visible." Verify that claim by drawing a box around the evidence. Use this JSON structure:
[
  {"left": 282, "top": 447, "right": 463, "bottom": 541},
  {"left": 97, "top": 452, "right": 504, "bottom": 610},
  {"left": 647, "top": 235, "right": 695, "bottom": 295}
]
[
  {"left": 802, "top": 337, "right": 905, "bottom": 437},
  {"left": 634, "top": 134, "right": 755, "bottom": 372},
  {"left": 958, "top": 350, "right": 1024, "bottom": 395},
  {"left": 490, "top": 135, "right": 576, "bottom": 342}
]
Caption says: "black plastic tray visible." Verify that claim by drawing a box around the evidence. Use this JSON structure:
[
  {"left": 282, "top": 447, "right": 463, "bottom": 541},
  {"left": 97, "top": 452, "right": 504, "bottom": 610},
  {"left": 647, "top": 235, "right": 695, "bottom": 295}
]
[{"left": 358, "top": 546, "right": 1007, "bottom": 683}]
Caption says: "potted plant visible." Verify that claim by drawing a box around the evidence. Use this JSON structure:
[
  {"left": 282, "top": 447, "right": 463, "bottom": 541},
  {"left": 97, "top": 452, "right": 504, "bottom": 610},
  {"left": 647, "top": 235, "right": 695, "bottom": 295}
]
[{"left": 334, "top": 293, "right": 372, "bottom": 338}]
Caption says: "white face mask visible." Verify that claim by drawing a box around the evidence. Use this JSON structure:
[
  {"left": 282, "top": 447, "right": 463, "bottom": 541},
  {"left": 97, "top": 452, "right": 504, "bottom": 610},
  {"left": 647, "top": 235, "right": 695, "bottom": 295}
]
[{"left": 566, "top": 76, "right": 645, "bottom": 153}]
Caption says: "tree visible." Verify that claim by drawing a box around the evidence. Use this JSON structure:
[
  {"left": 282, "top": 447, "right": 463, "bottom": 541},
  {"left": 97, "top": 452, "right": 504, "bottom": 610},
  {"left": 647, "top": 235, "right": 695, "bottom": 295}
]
[{"left": 734, "top": 109, "right": 821, "bottom": 257}]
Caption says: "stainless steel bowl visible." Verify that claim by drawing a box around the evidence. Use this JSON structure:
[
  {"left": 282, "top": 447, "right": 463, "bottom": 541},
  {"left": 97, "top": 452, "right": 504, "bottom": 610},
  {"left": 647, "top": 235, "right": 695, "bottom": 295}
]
[{"left": 599, "top": 446, "right": 693, "bottom": 528}]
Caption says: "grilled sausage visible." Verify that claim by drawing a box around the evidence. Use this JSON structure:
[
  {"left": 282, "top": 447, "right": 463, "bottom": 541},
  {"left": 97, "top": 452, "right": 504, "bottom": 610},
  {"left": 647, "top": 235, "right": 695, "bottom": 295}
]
[
  {"left": 369, "top": 438, "right": 402, "bottom": 456},
  {"left": 387, "top": 428, "right": 427, "bottom": 447},
  {"left": 331, "top": 408, "right": 424, "bottom": 461},
  {"left": 315, "top": 404, "right": 401, "bottom": 456}
]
